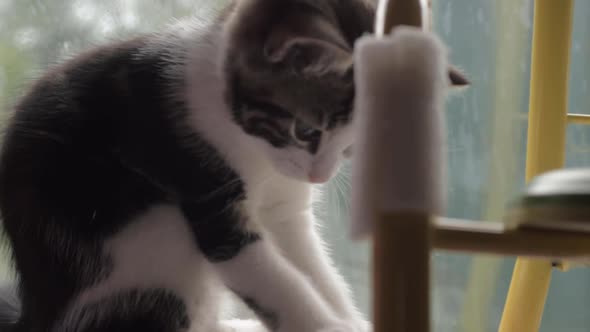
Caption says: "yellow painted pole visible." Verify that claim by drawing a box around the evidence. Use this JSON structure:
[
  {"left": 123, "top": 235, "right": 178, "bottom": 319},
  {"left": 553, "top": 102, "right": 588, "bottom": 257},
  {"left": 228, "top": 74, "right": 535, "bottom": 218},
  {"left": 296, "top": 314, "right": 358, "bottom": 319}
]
[
  {"left": 498, "top": 1, "right": 574, "bottom": 332},
  {"left": 567, "top": 113, "right": 590, "bottom": 125}
]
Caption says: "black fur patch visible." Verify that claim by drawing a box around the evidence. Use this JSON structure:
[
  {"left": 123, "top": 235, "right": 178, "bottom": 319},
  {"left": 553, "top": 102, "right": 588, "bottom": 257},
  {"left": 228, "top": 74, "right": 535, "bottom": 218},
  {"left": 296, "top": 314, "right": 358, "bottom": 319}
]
[
  {"left": 0, "top": 28, "right": 248, "bottom": 331},
  {"left": 182, "top": 201, "right": 261, "bottom": 262},
  {"left": 62, "top": 289, "right": 190, "bottom": 332}
]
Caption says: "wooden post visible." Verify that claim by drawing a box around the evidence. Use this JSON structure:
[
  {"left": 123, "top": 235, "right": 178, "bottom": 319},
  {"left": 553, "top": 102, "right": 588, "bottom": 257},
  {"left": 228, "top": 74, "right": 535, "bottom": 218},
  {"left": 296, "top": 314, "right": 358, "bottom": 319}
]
[
  {"left": 373, "top": 214, "right": 432, "bottom": 332},
  {"left": 368, "top": 2, "right": 433, "bottom": 331},
  {"left": 375, "top": 0, "right": 422, "bottom": 36}
]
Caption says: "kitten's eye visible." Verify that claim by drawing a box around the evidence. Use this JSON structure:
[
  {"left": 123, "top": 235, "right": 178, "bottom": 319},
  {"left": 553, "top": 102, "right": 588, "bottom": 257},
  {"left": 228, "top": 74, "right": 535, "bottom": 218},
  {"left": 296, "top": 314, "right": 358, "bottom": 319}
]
[{"left": 292, "top": 119, "right": 321, "bottom": 143}]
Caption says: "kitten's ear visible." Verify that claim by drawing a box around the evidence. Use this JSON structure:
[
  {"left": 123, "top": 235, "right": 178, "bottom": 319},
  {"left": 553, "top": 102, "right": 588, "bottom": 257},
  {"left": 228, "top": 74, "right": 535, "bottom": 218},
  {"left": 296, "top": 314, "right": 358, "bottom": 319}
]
[
  {"left": 448, "top": 66, "right": 470, "bottom": 87},
  {"left": 264, "top": 28, "right": 353, "bottom": 76}
]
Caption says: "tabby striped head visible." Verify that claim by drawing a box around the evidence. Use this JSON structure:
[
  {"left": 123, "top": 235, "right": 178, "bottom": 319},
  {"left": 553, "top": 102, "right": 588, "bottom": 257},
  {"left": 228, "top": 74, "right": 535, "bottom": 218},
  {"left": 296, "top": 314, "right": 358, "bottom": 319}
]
[
  {"left": 222, "top": 0, "right": 467, "bottom": 183},
  {"left": 221, "top": 0, "right": 372, "bottom": 183}
]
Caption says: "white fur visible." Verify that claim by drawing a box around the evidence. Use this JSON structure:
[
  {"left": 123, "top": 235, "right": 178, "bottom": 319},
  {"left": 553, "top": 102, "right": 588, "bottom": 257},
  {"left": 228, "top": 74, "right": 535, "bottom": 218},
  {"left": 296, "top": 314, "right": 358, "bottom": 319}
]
[
  {"left": 63, "top": 13, "right": 368, "bottom": 332},
  {"left": 61, "top": 206, "right": 224, "bottom": 332},
  {"left": 180, "top": 15, "right": 353, "bottom": 186},
  {"left": 184, "top": 24, "right": 367, "bottom": 331},
  {"left": 219, "top": 319, "right": 268, "bottom": 332}
]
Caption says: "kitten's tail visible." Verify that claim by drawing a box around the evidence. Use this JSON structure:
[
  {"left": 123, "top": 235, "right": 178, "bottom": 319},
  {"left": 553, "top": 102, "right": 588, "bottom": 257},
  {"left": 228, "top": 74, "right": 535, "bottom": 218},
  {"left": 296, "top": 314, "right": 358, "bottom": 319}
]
[{"left": 0, "top": 284, "right": 20, "bottom": 332}]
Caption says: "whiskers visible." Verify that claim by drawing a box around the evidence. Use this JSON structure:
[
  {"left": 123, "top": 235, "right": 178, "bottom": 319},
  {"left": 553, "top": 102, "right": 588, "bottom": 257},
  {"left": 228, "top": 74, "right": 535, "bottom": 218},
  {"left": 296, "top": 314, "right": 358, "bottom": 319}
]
[
  {"left": 331, "top": 163, "right": 352, "bottom": 222},
  {"left": 315, "top": 162, "right": 352, "bottom": 225}
]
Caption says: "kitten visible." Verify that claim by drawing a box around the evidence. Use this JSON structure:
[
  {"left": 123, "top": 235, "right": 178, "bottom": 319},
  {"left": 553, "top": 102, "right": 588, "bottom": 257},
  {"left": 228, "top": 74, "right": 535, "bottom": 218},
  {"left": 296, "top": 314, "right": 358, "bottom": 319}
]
[{"left": 0, "top": 0, "right": 467, "bottom": 331}]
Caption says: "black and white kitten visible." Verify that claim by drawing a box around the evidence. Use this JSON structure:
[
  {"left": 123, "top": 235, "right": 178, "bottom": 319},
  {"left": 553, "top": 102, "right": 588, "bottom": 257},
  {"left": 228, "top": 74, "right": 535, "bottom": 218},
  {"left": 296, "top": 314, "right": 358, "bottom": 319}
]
[{"left": 0, "top": 1, "right": 467, "bottom": 331}]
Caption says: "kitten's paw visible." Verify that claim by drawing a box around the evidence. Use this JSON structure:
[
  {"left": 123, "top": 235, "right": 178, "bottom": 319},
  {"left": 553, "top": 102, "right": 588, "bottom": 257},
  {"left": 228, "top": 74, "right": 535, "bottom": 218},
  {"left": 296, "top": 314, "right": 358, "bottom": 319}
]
[
  {"left": 219, "top": 319, "right": 268, "bottom": 332},
  {"left": 352, "top": 320, "right": 372, "bottom": 332},
  {"left": 317, "top": 326, "right": 354, "bottom": 332},
  {"left": 318, "top": 320, "right": 372, "bottom": 332}
]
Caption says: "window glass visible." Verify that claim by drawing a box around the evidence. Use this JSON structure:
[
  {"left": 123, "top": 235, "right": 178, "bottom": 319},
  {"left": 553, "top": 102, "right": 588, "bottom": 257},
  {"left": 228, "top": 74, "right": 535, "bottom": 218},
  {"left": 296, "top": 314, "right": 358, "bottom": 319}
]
[{"left": 1, "top": 1, "right": 589, "bottom": 331}]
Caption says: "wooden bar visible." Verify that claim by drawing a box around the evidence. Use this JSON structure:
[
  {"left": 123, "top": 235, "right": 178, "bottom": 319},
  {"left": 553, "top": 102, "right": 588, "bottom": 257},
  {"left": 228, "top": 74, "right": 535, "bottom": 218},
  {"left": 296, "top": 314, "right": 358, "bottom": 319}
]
[
  {"left": 433, "top": 219, "right": 590, "bottom": 259},
  {"left": 372, "top": 1, "right": 429, "bottom": 331},
  {"left": 375, "top": 0, "right": 423, "bottom": 36},
  {"left": 374, "top": 213, "right": 432, "bottom": 332}
]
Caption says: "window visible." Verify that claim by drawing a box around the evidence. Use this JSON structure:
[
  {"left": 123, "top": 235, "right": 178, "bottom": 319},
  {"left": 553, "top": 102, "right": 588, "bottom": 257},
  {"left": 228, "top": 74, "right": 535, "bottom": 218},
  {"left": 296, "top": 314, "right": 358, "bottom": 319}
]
[
  {"left": 1, "top": 1, "right": 589, "bottom": 331},
  {"left": 324, "top": 1, "right": 590, "bottom": 331}
]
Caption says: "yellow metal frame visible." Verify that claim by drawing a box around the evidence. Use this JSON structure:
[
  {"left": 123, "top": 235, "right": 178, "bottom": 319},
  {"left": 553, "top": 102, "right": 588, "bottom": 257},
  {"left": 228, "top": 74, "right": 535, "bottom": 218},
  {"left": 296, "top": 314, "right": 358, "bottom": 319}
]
[
  {"left": 568, "top": 113, "right": 590, "bottom": 125},
  {"left": 368, "top": 0, "right": 586, "bottom": 332},
  {"left": 498, "top": 1, "right": 575, "bottom": 331}
]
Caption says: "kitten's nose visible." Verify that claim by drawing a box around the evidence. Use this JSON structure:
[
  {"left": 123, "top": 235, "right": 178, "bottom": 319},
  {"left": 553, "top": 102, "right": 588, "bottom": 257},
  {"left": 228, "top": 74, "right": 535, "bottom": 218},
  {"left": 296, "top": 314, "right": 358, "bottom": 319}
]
[
  {"left": 308, "top": 173, "right": 329, "bottom": 184},
  {"left": 308, "top": 175, "right": 322, "bottom": 184}
]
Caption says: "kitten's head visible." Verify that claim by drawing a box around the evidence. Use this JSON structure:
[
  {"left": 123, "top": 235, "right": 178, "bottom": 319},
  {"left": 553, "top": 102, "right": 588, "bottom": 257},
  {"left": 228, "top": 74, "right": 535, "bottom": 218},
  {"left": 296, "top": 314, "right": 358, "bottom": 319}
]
[{"left": 223, "top": 0, "right": 467, "bottom": 184}]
